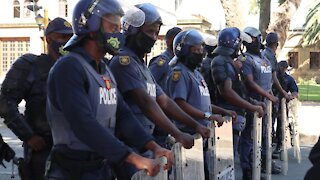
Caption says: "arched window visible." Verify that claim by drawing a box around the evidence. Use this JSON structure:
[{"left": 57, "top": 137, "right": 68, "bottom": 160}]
[
  {"left": 59, "top": 0, "right": 68, "bottom": 17},
  {"left": 13, "top": 0, "right": 20, "bottom": 18},
  {"left": 23, "top": 0, "right": 32, "bottom": 18}
]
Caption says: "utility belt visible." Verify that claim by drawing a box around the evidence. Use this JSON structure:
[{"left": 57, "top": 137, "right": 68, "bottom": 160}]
[{"left": 49, "top": 145, "right": 108, "bottom": 180}]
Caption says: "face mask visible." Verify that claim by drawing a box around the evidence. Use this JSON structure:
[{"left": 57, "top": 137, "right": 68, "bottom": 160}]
[
  {"left": 103, "top": 32, "right": 125, "bottom": 55},
  {"left": 136, "top": 31, "right": 156, "bottom": 53},
  {"left": 245, "top": 40, "right": 261, "bottom": 55},
  {"left": 185, "top": 53, "right": 204, "bottom": 70},
  {"left": 51, "top": 41, "right": 69, "bottom": 56}
]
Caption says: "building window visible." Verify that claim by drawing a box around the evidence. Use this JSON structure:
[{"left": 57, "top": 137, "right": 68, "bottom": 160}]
[
  {"left": 0, "top": 39, "right": 30, "bottom": 77},
  {"left": 23, "top": 0, "right": 32, "bottom": 18},
  {"left": 13, "top": 0, "right": 20, "bottom": 18},
  {"left": 310, "top": 52, "right": 320, "bottom": 69},
  {"left": 288, "top": 52, "right": 298, "bottom": 69},
  {"left": 59, "top": 0, "right": 68, "bottom": 17}
]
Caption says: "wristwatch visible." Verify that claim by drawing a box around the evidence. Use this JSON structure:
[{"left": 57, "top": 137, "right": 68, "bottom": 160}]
[{"left": 204, "top": 112, "right": 212, "bottom": 120}]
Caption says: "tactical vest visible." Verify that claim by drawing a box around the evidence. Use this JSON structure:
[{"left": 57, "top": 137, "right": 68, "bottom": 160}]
[
  {"left": 171, "top": 63, "right": 211, "bottom": 134},
  {"left": 130, "top": 58, "right": 157, "bottom": 134},
  {"left": 211, "top": 55, "right": 247, "bottom": 115},
  {"left": 47, "top": 53, "right": 117, "bottom": 150},
  {"left": 0, "top": 53, "right": 54, "bottom": 140},
  {"left": 245, "top": 52, "right": 272, "bottom": 92}
]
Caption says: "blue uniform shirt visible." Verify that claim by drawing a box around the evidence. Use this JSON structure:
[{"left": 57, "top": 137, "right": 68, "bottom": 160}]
[
  {"left": 109, "top": 47, "right": 164, "bottom": 133},
  {"left": 262, "top": 47, "right": 278, "bottom": 72},
  {"left": 283, "top": 73, "right": 298, "bottom": 93},
  {"left": 47, "top": 47, "right": 152, "bottom": 164},
  {"left": 148, "top": 49, "right": 174, "bottom": 91},
  {"left": 166, "top": 62, "right": 211, "bottom": 134}
]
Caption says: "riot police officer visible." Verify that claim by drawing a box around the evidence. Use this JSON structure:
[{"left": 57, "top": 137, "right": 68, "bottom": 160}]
[
  {"left": 148, "top": 27, "right": 182, "bottom": 147},
  {"left": 45, "top": 0, "right": 173, "bottom": 179},
  {"left": 262, "top": 32, "right": 292, "bottom": 101},
  {"left": 0, "top": 17, "right": 73, "bottom": 180},
  {"left": 149, "top": 27, "right": 182, "bottom": 90},
  {"left": 109, "top": 3, "right": 210, "bottom": 178},
  {"left": 210, "top": 27, "right": 264, "bottom": 159},
  {"left": 166, "top": 29, "right": 234, "bottom": 179},
  {"left": 240, "top": 26, "right": 280, "bottom": 179},
  {"left": 200, "top": 34, "right": 217, "bottom": 103}
]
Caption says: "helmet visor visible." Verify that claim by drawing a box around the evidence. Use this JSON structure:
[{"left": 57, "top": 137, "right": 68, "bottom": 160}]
[
  {"left": 240, "top": 31, "right": 252, "bottom": 43},
  {"left": 201, "top": 32, "right": 217, "bottom": 47}
]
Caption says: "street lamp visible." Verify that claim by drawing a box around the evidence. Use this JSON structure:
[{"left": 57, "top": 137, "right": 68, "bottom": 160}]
[{"left": 35, "top": 14, "right": 44, "bottom": 30}]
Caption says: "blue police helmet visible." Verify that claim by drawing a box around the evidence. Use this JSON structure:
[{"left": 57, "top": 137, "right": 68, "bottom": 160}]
[
  {"left": 123, "top": 3, "right": 162, "bottom": 36},
  {"left": 243, "top": 26, "right": 262, "bottom": 42},
  {"left": 213, "top": 27, "right": 241, "bottom": 56},
  {"left": 173, "top": 29, "right": 204, "bottom": 58},
  {"left": 64, "top": 0, "right": 124, "bottom": 50},
  {"left": 73, "top": 0, "right": 124, "bottom": 35}
]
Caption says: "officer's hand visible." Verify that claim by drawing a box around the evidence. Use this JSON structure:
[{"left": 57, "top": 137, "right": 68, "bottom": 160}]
[
  {"left": 126, "top": 152, "right": 161, "bottom": 177},
  {"left": 176, "top": 132, "right": 194, "bottom": 149},
  {"left": 252, "top": 105, "right": 264, "bottom": 118},
  {"left": 269, "top": 95, "right": 279, "bottom": 104},
  {"left": 209, "top": 114, "right": 224, "bottom": 124},
  {"left": 195, "top": 124, "right": 210, "bottom": 138},
  {"left": 26, "top": 135, "right": 46, "bottom": 151},
  {"left": 153, "top": 147, "right": 173, "bottom": 170},
  {"left": 226, "top": 110, "right": 237, "bottom": 123},
  {"left": 216, "top": 122, "right": 224, "bottom": 127}
]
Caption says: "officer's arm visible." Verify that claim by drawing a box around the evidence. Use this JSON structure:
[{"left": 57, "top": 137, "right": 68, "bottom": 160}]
[
  {"left": 158, "top": 94, "right": 202, "bottom": 129},
  {"left": 125, "top": 89, "right": 182, "bottom": 138},
  {"left": 244, "top": 74, "right": 275, "bottom": 101},
  {"left": 272, "top": 71, "right": 289, "bottom": 98},
  {"left": 287, "top": 76, "right": 299, "bottom": 98},
  {"left": 218, "top": 79, "right": 258, "bottom": 112},
  {"left": 116, "top": 92, "right": 154, "bottom": 150},
  {"left": 0, "top": 58, "right": 34, "bottom": 141},
  {"left": 51, "top": 59, "right": 133, "bottom": 164}
]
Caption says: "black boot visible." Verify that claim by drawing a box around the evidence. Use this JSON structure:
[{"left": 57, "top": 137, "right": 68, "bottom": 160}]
[{"left": 242, "top": 168, "right": 252, "bottom": 180}]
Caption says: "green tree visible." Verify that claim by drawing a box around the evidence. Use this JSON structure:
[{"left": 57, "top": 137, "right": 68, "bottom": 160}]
[
  {"left": 302, "top": 1, "right": 320, "bottom": 46},
  {"left": 267, "top": 0, "right": 302, "bottom": 50}
]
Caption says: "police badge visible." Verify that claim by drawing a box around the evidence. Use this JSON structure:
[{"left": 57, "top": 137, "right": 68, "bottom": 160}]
[{"left": 119, "top": 56, "right": 130, "bottom": 65}]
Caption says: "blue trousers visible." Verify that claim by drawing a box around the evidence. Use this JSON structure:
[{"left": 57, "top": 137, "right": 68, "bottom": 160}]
[{"left": 239, "top": 112, "right": 254, "bottom": 169}]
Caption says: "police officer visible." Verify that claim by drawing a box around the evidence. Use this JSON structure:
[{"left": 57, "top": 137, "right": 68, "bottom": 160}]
[
  {"left": 109, "top": 3, "right": 210, "bottom": 178},
  {"left": 239, "top": 26, "right": 280, "bottom": 179},
  {"left": 273, "top": 60, "right": 299, "bottom": 155},
  {"left": 45, "top": 0, "right": 173, "bottom": 179},
  {"left": 210, "top": 27, "right": 264, "bottom": 159},
  {"left": 262, "top": 32, "right": 292, "bottom": 101},
  {"left": 149, "top": 27, "right": 182, "bottom": 90},
  {"left": 166, "top": 29, "right": 235, "bottom": 179},
  {"left": 0, "top": 17, "right": 73, "bottom": 180},
  {"left": 200, "top": 35, "right": 217, "bottom": 103},
  {"left": 278, "top": 61, "right": 299, "bottom": 98},
  {"left": 148, "top": 27, "right": 182, "bottom": 147}
]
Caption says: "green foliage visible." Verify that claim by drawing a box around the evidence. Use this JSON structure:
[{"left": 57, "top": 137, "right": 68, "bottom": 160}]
[
  {"left": 298, "top": 84, "right": 320, "bottom": 101},
  {"left": 249, "top": 0, "right": 259, "bottom": 15},
  {"left": 303, "top": 1, "right": 320, "bottom": 46},
  {"left": 278, "top": 0, "right": 286, "bottom": 5}
]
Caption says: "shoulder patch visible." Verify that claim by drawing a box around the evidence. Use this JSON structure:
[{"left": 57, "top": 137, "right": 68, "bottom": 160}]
[
  {"left": 119, "top": 56, "right": 130, "bottom": 65},
  {"left": 157, "top": 58, "right": 166, "bottom": 66},
  {"left": 172, "top": 70, "right": 181, "bottom": 81}
]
